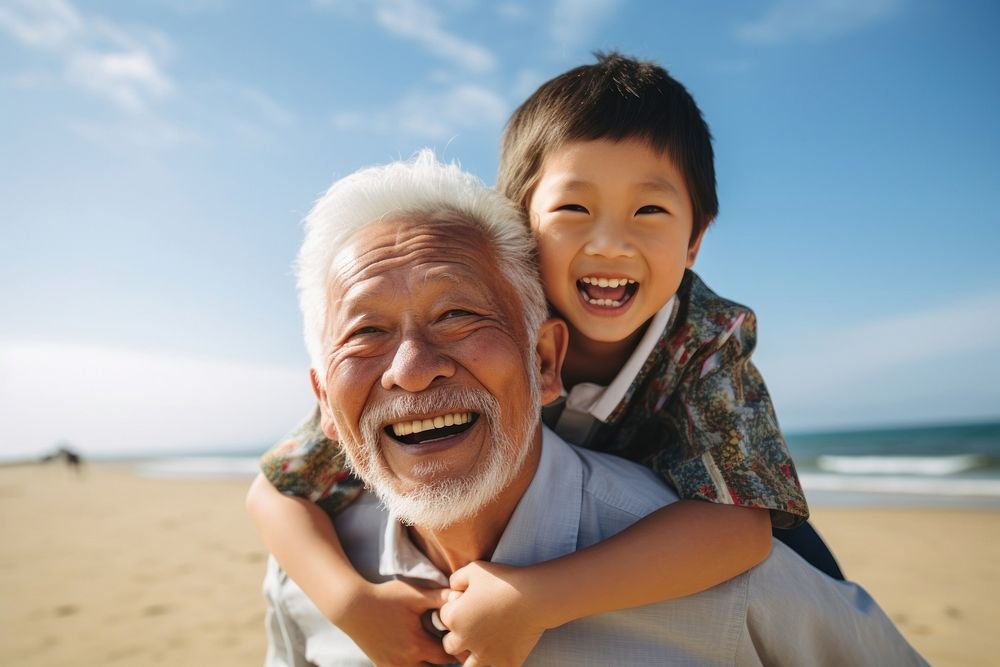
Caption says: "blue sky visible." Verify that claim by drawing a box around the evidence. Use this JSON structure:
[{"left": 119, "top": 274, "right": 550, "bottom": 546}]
[{"left": 1, "top": 0, "right": 998, "bottom": 458}]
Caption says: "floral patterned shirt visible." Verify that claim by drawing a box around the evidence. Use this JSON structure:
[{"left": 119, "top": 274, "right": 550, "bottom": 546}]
[{"left": 260, "top": 270, "right": 808, "bottom": 528}]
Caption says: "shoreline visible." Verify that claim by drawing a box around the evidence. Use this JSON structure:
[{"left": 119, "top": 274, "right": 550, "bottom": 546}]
[
  {"left": 1, "top": 462, "right": 997, "bottom": 665},
  {"left": 19, "top": 455, "right": 1000, "bottom": 509}
]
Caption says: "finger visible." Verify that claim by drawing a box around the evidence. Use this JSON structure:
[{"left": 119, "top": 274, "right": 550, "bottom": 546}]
[
  {"left": 441, "top": 631, "right": 465, "bottom": 656},
  {"left": 423, "top": 585, "right": 452, "bottom": 609},
  {"left": 463, "top": 655, "right": 483, "bottom": 667},
  {"left": 438, "top": 597, "right": 453, "bottom": 630},
  {"left": 449, "top": 566, "right": 470, "bottom": 591},
  {"left": 438, "top": 591, "right": 464, "bottom": 629}
]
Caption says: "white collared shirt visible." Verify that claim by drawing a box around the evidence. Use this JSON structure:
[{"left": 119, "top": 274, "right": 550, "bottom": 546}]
[
  {"left": 263, "top": 428, "right": 925, "bottom": 666},
  {"left": 553, "top": 296, "right": 676, "bottom": 445}
]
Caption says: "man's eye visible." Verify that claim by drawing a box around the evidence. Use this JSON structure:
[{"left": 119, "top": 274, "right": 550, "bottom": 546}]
[
  {"left": 636, "top": 204, "right": 667, "bottom": 215},
  {"left": 439, "top": 309, "right": 474, "bottom": 321},
  {"left": 555, "top": 204, "right": 589, "bottom": 213},
  {"left": 349, "top": 326, "right": 382, "bottom": 338}
]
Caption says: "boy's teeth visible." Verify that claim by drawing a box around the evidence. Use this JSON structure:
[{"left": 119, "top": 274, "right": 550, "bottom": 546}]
[
  {"left": 579, "top": 276, "right": 636, "bottom": 308},
  {"left": 586, "top": 297, "right": 623, "bottom": 307},
  {"left": 391, "top": 412, "right": 470, "bottom": 437},
  {"left": 581, "top": 276, "right": 636, "bottom": 288}
]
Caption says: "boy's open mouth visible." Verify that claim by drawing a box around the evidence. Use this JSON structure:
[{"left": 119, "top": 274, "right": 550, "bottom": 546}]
[
  {"left": 385, "top": 412, "right": 479, "bottom": 445},
  {"left": 577, "top": 276, "right": 639, "bottom": 308}
]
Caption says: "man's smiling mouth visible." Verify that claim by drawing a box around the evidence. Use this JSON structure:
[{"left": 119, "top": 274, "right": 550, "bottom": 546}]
[
  {"left": 386, "top": 412, "right": 479, "bottom": 445},
  {"left": 577, "top": 276, "right": 639, "bottom": 308}
]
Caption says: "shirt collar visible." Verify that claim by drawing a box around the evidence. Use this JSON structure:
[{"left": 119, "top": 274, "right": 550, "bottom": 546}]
[
  {"left": 376, "top": 427, "right": 581, "bottom": 582},
  {"left": 491, "top": 427, "right": 581, "bottom": 566},
  {"left": 379, "top": 513, "right": 451, "bottom": 587},
  {"left": 568, "top": 295, "right": 677, "bottom": 422}
]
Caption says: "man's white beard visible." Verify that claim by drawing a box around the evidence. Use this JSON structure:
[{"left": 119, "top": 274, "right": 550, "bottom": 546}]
[{"left": 340, "top": 379, "right": 539, "bottom": 531}]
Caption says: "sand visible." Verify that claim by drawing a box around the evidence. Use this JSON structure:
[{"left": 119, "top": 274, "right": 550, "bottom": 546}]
[
  {"left": 810, "top": 506, "right": 1000, "bottom": 666},
  {"left": 0, "top": 463, "right": 267, "bottom": 666},
  {"left": 1, "top": 462, "right": 997, "bottom": 666}
]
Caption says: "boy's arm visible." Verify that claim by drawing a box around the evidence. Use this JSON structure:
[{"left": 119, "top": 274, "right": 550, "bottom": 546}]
[
  {"left": 246, "top": 473, "right": 363, "bottom": 620},
  {"left": 440, "top": 500, "right": 771, "bottom": 664},
  {"left": 246, "top": 474, "right": 454, "bottom": 666}
]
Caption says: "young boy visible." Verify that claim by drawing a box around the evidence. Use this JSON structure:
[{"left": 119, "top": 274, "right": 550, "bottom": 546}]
[{"left": 248, "top": 52, "right": 837, "bottom": 666}]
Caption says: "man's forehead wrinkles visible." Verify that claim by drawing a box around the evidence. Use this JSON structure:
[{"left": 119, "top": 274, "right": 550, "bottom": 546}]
[
  {"left": 350, "top": 252, "right": 485, "bottom": 285},
  {"left": 339, "top": 235, "right": 495, "bottom": 282}
]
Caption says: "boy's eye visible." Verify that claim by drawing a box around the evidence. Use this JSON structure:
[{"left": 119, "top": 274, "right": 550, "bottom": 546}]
[
  {"left": 555, "top": 204, "right": 589, "bottom": 214},
  {"left": 635, "top": 204, "right": 667, "bottom": 215}
]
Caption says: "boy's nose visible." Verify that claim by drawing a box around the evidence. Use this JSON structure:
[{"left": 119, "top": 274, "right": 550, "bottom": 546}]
[
  {"left": 584, "top": 217, "right": 635, "bottom": 258},
  {"left": 380, "top": 333, "right": 455, "bottom": 392}
]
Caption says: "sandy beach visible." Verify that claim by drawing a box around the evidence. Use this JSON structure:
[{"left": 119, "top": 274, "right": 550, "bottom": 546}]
[{"left": 1, "top": 462, "right": 997, "bottom": 666}]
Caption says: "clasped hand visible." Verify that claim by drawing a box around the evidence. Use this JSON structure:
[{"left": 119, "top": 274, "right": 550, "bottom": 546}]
[
  {"left": 340, "top": 562, "right": 547, "bottom": 666},
  {"left": 437, "top": 560, "right": 547, "bottom": 667}
]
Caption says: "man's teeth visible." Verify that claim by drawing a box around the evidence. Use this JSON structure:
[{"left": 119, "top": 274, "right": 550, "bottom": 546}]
[
  {"left": 580, "top": 276, "right": 636, "bottom": 288},
  {"left": 391, "top": 412, "right": 472, "bottom": 437}
]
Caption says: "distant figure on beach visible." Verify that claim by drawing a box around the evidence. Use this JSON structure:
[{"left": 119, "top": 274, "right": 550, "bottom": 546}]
[
  {"left": 255, "top": 153, "right": 926, "bottom": 665},
  {"left": 41, "top": 444, "right": 83, "bottom": 475}
]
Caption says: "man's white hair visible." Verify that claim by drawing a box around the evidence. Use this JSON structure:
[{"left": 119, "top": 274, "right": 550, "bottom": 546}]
[{"left": 297, "top": 150, "right": 547, "bottom": 376}]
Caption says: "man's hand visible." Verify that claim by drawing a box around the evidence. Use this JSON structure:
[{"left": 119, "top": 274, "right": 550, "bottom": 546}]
[
  {"left": 335, "top": 579, "right": 455, "bottom": 666},
  {"left": 439, "top": 561, "right": 547, "bottom": 667}
]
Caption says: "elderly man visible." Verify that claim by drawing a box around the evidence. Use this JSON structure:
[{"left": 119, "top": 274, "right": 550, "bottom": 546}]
[{"left": 262, "top": 152, "right": 925, "bottom": 666}]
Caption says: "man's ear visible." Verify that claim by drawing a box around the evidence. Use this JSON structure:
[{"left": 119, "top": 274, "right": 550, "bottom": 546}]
[
  {"left": 686, "top": 226, "right": 707, "bottom": 267},
  {"left": 535, "top": 318, "right": 568, "bottom": 405},
  {"left": 309, "top": 369, "right": 339, "bottom": 441}
]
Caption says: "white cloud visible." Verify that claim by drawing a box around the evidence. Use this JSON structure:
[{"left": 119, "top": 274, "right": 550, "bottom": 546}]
[
  {"left": 550, "top": 0, "right": 624, "bottom": 51},
  {"left": 333, "top": 82, "right": 508, "bottom": 140},
  {"left": 67, "top": 48, "right": 172, "bottom": 112},
  {"left": 0, "top": 0, "right": 82, "bottom": 49},
  {"left": 374, "top": 0, "right": 495, "bottom": 72},
  {"left": 760, "top": 292, "right": 1000, "bottom": 429},
  {"left": 736, "top": 0, "right": 901, "bottom": 45},
  {"left": 6, "top": 70, "right": 58, "bottom": 89},
  {"left": 0, "top": 0, "right": 175, "bottom": 112},
  {"left": 313, "top": 0, "right": 495, "bottom": 73},
  {"left": 68, "top": 116, "right": 202, "bottom": 150},
  {"left": 240, "top": 87, "right": 296, "bottom": 126},
  {"left": 0, "top": 341, "right": 314, "bottom": 460}
]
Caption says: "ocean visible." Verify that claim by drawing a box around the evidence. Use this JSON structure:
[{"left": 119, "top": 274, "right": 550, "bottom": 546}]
[
  {"left": 131, "top": 420, "right": 1000, "bottom": 508},
  {"left": 787, "top": 420, "right": 1000, "bottom": 508}
]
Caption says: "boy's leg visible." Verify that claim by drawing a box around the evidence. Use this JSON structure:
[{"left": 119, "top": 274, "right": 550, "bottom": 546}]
[{"left": 772, "top": 521, "right": 845, "bottom": 580}]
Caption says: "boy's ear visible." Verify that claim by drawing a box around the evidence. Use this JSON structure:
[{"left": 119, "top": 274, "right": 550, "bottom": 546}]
[
  {"left": 309, "top": 369, "right": 339, "bottom": 441},
  {"left": 686, "top": 227, "right": 707, "bottom": 268},
  {"left": 535, "top": 318, "right": 568, "bottom": 405}
]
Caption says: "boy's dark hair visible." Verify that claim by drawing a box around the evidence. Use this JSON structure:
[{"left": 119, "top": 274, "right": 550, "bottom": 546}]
[{"left": 498, "top": 52, "right": 718, "bottom": 243}]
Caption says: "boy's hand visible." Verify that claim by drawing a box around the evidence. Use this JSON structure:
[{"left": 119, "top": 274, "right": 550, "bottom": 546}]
[
  {"left": 439, "top": 561, "right": 547, "bottom": 667},
  {"left": 336, "top": 579, "right": 455, "bottom": 666}
]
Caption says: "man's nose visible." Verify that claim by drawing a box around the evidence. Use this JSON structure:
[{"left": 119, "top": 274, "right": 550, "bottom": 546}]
[
  {"left": 583, "top": 215, "right": 635, "bottom": 258},
  {"left": 381, "top": 333, "right": 455, "bottom": 392}
]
